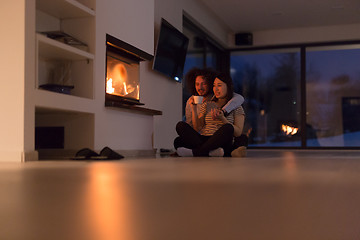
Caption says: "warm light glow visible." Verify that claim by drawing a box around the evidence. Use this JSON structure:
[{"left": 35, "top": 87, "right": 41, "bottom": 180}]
[
  {"left": 106, "top": 62, "right": 139, "bottom": 99},
  {"left": 281, "top": 124, "right": 298, "bottom": 135},
  {"left": 283, "top": 152, "right": 298, "bottom": 181},
  {"left": 85, "top": 165, "right": 136, "bottom": 240},
  {"left": 123, "top": 82, "right": 128, "bottom": 95},
  {"left": 106, "top": 78, "right": 115, "bottom": 94}
]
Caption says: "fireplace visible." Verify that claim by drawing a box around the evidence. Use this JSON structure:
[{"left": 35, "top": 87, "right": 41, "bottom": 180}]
[{"left": 105, "top": 34, "right": 152, "bottom": 106}]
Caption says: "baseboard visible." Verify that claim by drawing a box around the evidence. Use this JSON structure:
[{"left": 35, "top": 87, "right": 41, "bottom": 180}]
[
  {"left": 115, "top": 149, "right": 157, "bottom": 157},
  {"left": 0, "top": 150, "right": 38, "bottom": 162},
  {"left": 23, "top": 151, "right": 39, "bottom": 162},
  {"left": 37, "top": 148, "right": 157, "bottom": 160}
]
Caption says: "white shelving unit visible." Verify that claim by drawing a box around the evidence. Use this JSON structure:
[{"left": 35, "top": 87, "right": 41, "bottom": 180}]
[
  {"left": 37, "top": 33, "right": 94, "bottom": 61},
  {"left": 36, "top": 0, "right": 95, "bottom": 99},
  {"left": 36, "top": 0, "right": 95, "bottom": 18},
  {"left": 34, "top": 89, "right": 96, "bottom": 114},
  {"left": 35, "top": 0, "right": 96, "bottom": 157}
]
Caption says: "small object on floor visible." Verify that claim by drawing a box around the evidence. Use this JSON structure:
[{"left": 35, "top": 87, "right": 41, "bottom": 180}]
[
  {"left": 209, "top": 148, "right": 224, "bottom": 157},
  {"left": 231, "top": 146, "right": 247, "bottom": 158},
  {"left": 176, "top": 147, "right": 193, "bottom": 157},
  {"left": 160, "top": 148, "right": 175, "bottom": 156},
  {"left": 169, "top": 152, "right": 179, "bottom": 157},
  {"left": 71, "top": 148, "right": 100, "bottom": 160},
  {"left": 160, "top": 148, "right": 171, "bottom": 153},
  {"left": 90, "top": 147, "right": 124, "bottom": 160}
]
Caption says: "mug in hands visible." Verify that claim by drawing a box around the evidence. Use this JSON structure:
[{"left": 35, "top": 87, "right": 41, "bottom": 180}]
[{"left": 193, "top": 96, "right": 203, "bottom": 104}]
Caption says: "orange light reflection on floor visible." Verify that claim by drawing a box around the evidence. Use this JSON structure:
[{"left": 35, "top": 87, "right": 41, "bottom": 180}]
[
  {"left": 85, "top": 164, "right": 135, "bottom": 240},
  {"left": 283, "top": 151, "right": 298, "bottom": 181}
]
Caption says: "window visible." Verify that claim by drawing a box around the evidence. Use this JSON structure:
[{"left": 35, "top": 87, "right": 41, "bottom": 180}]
[
  {"left": 231, "top": 49, "right": 301, "bottom": 147},
  {"left": 182, "top": 17, "right": 226, "bottom": 72},
  {"left": 230, "top": 42, "right": 360, "bottom": 148},
  {"left": 306, "top": 45, "right": 360, "bottom": 147}
]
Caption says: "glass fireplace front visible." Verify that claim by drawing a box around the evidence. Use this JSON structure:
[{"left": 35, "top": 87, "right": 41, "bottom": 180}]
[
  {"left": 105, "top": 34, "right": 153, "bottom": 106},
  {"left": 106, "top": 51, "right": 139, "bottom": 101}
]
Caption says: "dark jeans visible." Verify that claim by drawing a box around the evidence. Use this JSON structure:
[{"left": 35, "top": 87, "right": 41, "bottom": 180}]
[
  {"left": 233, "top": 134, "right": 248, "bottom": 149},
  {"left": 174, "top": 121, "right": 234, "bottom": 157}
]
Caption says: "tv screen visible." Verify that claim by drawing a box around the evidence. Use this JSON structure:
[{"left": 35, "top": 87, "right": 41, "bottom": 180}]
[{"left": 153, "top": 18, "right": 189, "bottom": 82}]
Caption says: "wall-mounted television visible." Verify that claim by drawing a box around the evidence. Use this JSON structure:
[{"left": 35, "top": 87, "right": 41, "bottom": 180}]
[{"left": 152, "top": 18, "right": 189, "bottom": 83}]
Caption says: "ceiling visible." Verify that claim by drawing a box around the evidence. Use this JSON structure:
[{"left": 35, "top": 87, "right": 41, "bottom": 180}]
[{"left": 197, "top": 0, "right": 360, "bottom": 33}]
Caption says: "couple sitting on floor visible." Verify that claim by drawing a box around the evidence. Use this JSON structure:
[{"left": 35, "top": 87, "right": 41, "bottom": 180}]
[{"left": 174, "top": 68, "right": 248, "bottom": 157}]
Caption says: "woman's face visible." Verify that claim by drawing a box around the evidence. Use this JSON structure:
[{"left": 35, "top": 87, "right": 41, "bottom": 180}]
[
  {"left": 213, "top": 78, "right": 228, "bottom": 99},
  {"left": 195, "top": 76, "right": 210, "bottom": 96}
]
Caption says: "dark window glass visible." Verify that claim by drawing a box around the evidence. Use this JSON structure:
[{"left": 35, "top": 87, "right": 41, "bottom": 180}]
[
  {"left": 205, "top": 44, "right": 219, "bottom": 69},
  {"left": 306, "top": 46, "right": 360, "bottom": 147},
  {"left": 231, "top": 50, "right": 301, "bottom": 147}
]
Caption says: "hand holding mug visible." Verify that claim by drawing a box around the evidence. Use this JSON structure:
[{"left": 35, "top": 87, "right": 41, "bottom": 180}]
[{"left": 193, "top": 96, "right": 203, "bottom": 104}]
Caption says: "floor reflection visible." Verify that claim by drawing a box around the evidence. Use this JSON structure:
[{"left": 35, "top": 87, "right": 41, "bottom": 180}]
[
  {"left": 85, "top": 164, "right": 135, "bottom": 240},
  {"left": 282, "top": 151, "right": 298, "bottom": 180}
]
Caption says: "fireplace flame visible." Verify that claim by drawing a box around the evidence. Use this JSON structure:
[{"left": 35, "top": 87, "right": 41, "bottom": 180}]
[
  {"left": 106, "top": 55, "right": 140, "bottom": 100},
  {"left": 106, "top": 78, "right": 115, "bottom": 94},
  {"left": 123, "top": 82, "right": 128, "bottom": 95},
  {"left": 281, "top": 124, "right": 298, "bottom": 136}
]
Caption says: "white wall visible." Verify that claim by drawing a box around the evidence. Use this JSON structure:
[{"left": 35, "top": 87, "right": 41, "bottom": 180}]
[
  {"left": 93, "top": 0, "right": 231, "bottom": 151},
  {"left": 0, "top": 1, "right": 27, "bottom": 161},
  {"left": 140, "top": 0, "right": 231, "bottom": 150},
  {"left": 97, "top": 0, "right": 154, "bottom": 55},
  {"left": 93, "top": 0, "right": 155, "bottom": 151},
  {"left": 24, "top": 0, "right": 36, "bottom": 159},
  {"left": 229, "top": 23, "right": 360, "bottom": 47}
]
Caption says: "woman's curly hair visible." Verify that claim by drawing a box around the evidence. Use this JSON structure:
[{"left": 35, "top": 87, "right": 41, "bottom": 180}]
[{"left": 185, "top": 67, "right": 217, "bottom": 95}]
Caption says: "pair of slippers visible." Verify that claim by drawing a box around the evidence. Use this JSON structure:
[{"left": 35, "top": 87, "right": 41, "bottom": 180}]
[{"left": 72, "top": 147, "right": 124, "bottom": 160}]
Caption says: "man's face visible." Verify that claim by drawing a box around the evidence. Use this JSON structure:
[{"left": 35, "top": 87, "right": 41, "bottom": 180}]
[{"left": 195, "top": 76, "right": 209, "bottom": 96}]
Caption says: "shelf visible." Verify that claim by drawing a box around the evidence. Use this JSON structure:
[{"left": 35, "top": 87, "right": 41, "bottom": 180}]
[
  {"left": 32, "top": 0, "right": 96, "bottom": 158},
  {"left": 36, "top": 0, "right": 95, "bottom": 19},
  {"left": 105, "top": 101, "right": 163, "bottom": 116},
  {"left": 34, "top": 89, "right": 96, "bottom": 114},
  {"left": 37, "top": 33, "right": 94, "bottom": 60}
]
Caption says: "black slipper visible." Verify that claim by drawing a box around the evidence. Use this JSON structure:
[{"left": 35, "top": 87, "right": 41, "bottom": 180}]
[
  {"left": 71, "top": 148, "right": 99, "bottom": 160},
  {"left": 90, "top": 147, "right": 124, "bottom": 160}
]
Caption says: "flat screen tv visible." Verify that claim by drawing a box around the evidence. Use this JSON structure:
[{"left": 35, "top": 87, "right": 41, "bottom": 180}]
[{"left": 153, "top": 18, "right": 189, "bottom": 82}]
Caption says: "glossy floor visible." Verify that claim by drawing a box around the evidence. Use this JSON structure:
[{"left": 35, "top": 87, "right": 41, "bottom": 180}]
[{"left": 1, "top": 150, "right": 360, "bottom": 240}]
